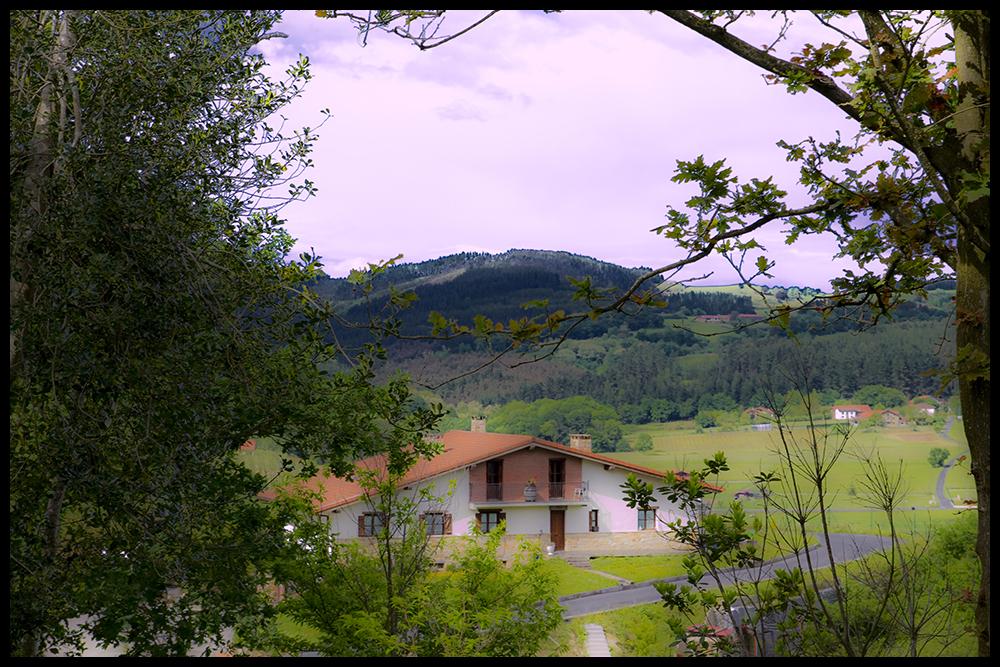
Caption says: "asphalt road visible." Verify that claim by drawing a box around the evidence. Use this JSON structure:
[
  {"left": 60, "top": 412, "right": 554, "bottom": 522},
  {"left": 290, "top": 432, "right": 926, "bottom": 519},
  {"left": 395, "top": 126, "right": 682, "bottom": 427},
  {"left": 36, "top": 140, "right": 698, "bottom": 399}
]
[
  {"left": 560, "top": 532, "right": 894, "bottom": 619},
  {"left": 934, "top": 416, "right": 969, "bottom": 510}
]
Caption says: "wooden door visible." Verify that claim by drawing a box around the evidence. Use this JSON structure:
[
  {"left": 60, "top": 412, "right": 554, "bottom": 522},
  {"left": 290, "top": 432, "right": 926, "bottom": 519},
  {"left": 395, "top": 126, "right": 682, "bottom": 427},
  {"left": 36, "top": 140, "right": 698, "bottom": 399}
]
[{"left": 550, "top": 509, "right": 565, "bottom": 551}]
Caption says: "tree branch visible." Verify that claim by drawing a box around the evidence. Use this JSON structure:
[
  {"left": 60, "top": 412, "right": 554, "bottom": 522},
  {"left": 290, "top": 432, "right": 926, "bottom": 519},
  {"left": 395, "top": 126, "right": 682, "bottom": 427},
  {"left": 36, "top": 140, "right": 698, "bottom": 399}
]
[{"left": 656, "top": 10, "right": 917, "bottom": 154}]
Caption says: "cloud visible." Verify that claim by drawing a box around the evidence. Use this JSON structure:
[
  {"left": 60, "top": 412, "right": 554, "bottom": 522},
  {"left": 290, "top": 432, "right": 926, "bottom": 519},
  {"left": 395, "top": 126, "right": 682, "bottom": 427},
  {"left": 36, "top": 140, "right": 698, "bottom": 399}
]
[
  {"left": 435, "top": 100, "right": 487, "bottom": 122},
  {"left": 262, "top": 10, "right": 875, "bottom": 290}
]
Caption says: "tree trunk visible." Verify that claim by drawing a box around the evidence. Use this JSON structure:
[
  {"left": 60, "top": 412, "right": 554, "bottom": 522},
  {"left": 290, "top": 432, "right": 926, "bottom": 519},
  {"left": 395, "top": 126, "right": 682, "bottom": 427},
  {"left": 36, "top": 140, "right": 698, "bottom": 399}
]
[
  {"left": 952, "top": 12, "right": 990, "bottom": 657},
  {"left": 956, "top": 236, "right": 990, "bottom": 658}
]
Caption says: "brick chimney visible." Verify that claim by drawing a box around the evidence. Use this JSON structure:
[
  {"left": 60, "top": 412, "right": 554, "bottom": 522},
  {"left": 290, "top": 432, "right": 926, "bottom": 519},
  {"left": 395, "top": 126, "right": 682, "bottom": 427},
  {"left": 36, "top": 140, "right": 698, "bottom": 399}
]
[
  {"left": 471, "top": 416, "right": 487, "bottom": 433},
  {"left": 568, "top": 434, "right": 592, "bottom": 452}
]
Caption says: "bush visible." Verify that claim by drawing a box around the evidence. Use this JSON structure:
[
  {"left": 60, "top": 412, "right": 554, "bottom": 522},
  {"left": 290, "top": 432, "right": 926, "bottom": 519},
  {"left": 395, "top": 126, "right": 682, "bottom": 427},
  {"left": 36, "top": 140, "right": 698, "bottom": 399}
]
[
  {"left": 928, "top": 447, "right": 950, "bottom": 468},
  {"left": 695, "top": 411, "right": 718, "bottom": 429}
]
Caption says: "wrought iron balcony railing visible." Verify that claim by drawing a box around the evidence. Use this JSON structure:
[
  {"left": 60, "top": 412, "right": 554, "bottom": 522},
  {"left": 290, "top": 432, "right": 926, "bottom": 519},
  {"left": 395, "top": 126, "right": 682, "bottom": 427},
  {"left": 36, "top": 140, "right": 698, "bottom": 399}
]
[{"left": 471, "top": 481, "right": 589, "bottom": 504}]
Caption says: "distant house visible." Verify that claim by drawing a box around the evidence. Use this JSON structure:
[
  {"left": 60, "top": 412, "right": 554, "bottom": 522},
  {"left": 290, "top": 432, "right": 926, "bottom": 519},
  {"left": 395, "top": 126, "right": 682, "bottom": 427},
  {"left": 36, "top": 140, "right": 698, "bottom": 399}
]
[
  {"left": 831, "top": 405, "right": 873, "bottom": 423},
  {"left": 912, "top": 403, "right": 936, "bottom": 416},
  {"left": 744, "top": 407, "right": 776, "bottom": 422},
  {"left": 240, "top": 439, "right": 257, "bottom": 451},
  {"left": 276, "top": 421, "right": 721, "bottom": 561},
  {"left": 878, "top": 409, "right": 906, "bottom": 427}
]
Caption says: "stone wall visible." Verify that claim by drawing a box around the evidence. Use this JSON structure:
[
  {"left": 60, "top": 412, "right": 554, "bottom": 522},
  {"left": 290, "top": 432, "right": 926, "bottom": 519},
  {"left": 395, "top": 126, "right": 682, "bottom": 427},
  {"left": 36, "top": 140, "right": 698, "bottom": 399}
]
[
  {"left": 339, "top": 529, "right": 686, "bottom": 565},
  {"left": 564, "top": 530, "right": 686, "bottom": 554}
]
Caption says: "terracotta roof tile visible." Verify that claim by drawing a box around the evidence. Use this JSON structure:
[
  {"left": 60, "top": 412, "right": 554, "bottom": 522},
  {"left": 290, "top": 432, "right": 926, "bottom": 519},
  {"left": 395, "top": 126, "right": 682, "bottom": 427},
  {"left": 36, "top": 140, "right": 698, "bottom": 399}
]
[{"left": 268, "top": 430, "right": 723, "bottom": 511}]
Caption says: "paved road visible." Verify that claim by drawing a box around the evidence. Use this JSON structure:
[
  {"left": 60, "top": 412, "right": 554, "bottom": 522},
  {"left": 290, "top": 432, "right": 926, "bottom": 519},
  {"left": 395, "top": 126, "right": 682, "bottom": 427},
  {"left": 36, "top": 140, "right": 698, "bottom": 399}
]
[
  {"left": 560, "top": 532, "right": 893, "bottom": 619},
  {"left": 934, "top": 416, "right": 969, "bottom": 510}
]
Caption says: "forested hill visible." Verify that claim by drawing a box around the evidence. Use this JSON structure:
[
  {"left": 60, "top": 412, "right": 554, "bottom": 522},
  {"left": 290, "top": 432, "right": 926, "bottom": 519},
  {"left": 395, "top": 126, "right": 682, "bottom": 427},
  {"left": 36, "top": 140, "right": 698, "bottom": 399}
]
[
  {"left": 312, "top": 249, "right": 757, "bottom": 344},
  {"left": 315, "top": 249, "right": 649, "bottom": 301},
  {"left": 309, "top": 249, "right": 956, "bottom": 411}
]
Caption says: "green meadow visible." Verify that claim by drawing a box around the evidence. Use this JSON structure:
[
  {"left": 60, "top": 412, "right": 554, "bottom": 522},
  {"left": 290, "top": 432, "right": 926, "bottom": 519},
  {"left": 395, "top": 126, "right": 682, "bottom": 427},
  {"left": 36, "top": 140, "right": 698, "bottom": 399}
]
[{"left": 618, "top": 422, "right": 970, "bottom": 535}]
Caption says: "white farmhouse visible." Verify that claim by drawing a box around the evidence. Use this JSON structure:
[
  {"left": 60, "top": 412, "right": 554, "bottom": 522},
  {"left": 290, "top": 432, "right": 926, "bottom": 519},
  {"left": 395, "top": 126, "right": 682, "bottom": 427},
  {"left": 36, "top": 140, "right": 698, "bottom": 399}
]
[
  {"left": 297, "top": 423, "right": 711, "bottom": 561},
  {"left": 831, "top": 404, "right": 873, "bottom": 422}
]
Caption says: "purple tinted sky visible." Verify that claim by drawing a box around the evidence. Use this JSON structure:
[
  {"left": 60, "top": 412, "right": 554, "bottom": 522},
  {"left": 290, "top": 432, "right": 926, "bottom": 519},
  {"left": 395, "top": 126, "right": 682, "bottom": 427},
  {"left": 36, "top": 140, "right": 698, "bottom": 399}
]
[{"left": 259, "top": 10, "right": 875, "bottom": 289}]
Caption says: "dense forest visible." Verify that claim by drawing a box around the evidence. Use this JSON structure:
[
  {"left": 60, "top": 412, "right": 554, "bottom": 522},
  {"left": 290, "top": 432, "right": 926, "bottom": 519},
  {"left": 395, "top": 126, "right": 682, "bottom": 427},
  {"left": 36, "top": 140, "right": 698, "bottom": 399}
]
[
  {"left": 317, "top": 251, "right": 956, "bottom": 422},
  {"left": 314, "top": 250, "right": 758, "bottom": 346}
]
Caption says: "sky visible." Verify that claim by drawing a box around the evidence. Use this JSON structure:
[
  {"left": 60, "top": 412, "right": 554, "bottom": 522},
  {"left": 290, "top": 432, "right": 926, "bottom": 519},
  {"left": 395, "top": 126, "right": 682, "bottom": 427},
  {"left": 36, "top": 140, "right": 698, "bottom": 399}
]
[{"left": 258, "top": 10, "right": 877, "bottom": 289}]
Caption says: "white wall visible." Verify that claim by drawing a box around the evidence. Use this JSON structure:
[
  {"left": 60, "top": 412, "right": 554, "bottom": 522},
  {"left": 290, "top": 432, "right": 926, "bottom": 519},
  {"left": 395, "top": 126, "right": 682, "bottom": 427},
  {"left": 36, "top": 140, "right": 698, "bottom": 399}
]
[
  {"left": 582, "top": 460, "right": 683, "bottom": 533},
  {"left": 324, "top": 468, "right": 474, "bottom": 537},
  {"left": 322, "top": 460, "right": 685, "bottom": 538}
]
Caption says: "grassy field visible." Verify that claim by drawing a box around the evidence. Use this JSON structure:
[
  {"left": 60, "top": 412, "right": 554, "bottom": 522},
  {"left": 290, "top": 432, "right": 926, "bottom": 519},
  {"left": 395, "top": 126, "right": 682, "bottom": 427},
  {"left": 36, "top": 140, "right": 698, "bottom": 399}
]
[
  {"left": 618, "top": 422, "right": 968, "bottom": 535},
  {"left": 235, "top": 437, "right": 310, "bottom": 482}
]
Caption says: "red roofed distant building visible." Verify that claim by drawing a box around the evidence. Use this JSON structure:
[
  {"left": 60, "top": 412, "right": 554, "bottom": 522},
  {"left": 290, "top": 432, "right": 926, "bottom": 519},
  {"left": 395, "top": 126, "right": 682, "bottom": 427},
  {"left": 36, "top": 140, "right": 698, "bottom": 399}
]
[
  {"left": 832, "top": 405, "right": 873, "bottom": 423},
  {"left": 744, "top": 407, "right": 776, "bottom": 421},
  {"left": 878, "top": 409, "right": 906, "bottom": 427}
]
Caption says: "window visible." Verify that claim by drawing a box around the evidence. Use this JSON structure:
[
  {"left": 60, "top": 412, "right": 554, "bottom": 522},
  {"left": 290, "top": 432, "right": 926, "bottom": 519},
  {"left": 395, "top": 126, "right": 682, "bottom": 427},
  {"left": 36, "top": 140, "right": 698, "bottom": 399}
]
[
  {"left": 589, "top": 509, "right": 599, "bottom": 533},
  {"left": 486, "top": 460, "right": 503, "bottom": 500},
  {"left": 358, "top": 512, "right": 385, "bottom": 537},
  {"left": 477, "top": 510, "right": 505, "bottom": 533},
  {"left": 549, "top": 459, "right": 566, "bottom": 498},
  {"left": 421, "top": 512, "right": 452, "bottom": 536},
  {"left": 638, "top": 508, "right": 657, "bottom": 531}
]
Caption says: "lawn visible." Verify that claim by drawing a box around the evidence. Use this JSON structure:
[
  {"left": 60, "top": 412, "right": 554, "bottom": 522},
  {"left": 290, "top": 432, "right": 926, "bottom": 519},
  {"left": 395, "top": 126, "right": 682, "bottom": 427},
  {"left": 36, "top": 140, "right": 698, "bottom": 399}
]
[
  {"left": 539, "top": 557, "right": 621, "bottom": 597},
  {"left": 616, "top": 423, "right": 959, "bottom": 520},
  {"left": 589, "top": 554, "right": 688, "bottom": 583}
]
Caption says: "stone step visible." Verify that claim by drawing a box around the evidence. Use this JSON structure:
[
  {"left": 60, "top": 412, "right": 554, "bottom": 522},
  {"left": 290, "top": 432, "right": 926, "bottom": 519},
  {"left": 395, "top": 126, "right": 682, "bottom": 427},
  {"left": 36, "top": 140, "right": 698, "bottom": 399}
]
[
  {"left": 584, "top": 623, "right": 611, "bottom": 657},
  {"left": 555, "top": 552, "right": 593, "bottom": 568}
]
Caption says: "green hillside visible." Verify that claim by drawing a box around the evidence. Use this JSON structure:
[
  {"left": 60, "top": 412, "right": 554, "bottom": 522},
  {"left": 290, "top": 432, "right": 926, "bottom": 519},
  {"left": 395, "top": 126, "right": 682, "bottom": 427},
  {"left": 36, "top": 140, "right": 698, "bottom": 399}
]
[{"left": 308, "top": 249, "right": 956, "bottom": 417}]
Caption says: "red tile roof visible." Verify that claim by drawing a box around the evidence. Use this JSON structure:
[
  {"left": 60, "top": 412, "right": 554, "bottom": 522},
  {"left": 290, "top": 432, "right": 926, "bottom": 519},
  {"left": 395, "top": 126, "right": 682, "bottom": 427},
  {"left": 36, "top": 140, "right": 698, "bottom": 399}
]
[{"left": 268, "top": 430, "right": 722, "bottom": 511}]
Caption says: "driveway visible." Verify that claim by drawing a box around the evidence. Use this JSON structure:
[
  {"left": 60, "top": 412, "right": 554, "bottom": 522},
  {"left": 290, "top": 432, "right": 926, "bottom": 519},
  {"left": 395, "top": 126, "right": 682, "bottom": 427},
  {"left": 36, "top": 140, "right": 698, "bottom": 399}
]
[{"left": 559, "top": 532, "right": 893, "bottom": 619}]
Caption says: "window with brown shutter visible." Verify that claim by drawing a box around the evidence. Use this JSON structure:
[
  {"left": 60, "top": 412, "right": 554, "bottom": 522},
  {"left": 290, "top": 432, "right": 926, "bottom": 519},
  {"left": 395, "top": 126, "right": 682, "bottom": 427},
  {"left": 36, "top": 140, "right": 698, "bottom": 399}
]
[
  {"left": 477, "top": 510, "right": 504, "bottom": 533},
  {"left": 421, "top": 512, "right": 452, "bottom": 536},
  {"left": 359, "top": 512, "right": 384, "bottom": 537}
]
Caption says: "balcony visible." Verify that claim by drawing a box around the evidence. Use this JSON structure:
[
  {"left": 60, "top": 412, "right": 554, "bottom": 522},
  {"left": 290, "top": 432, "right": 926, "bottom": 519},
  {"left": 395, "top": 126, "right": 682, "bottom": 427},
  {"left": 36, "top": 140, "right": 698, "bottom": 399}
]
[{"left": 470, "top": 481, "right": 589, "bottom": 506}]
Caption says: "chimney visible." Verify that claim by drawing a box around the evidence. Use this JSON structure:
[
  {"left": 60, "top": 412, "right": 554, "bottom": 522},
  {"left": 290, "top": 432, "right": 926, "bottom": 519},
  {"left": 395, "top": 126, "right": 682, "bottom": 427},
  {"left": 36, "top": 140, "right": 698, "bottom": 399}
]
[
  {"left": 568, "top": 434, "right": 592, "bottom": 452},
  {"left": 471, "top": 416, "right": 487, "bottom": 433}
]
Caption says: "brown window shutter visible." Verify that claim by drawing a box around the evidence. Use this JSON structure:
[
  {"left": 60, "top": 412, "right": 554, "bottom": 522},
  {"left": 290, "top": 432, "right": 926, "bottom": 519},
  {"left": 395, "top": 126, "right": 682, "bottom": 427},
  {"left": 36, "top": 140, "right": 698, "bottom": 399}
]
[
  {"left": 358, "top": 514, "right": 366, "bottom": 537},
  {"left": 443, "top": 514, "right": 452, "bottom": 535},
  {"left": 475, "top": 512, "right": 482, "bottom": 531}
]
